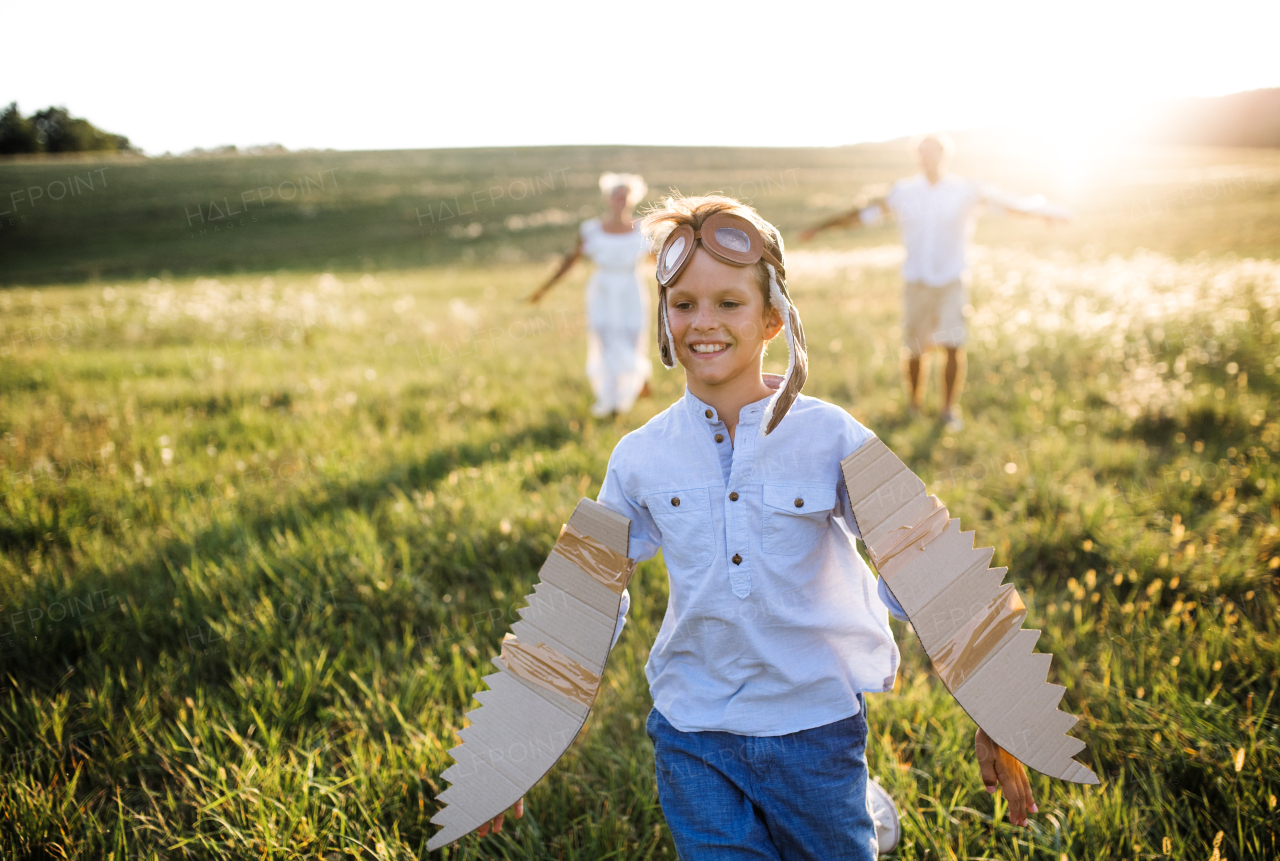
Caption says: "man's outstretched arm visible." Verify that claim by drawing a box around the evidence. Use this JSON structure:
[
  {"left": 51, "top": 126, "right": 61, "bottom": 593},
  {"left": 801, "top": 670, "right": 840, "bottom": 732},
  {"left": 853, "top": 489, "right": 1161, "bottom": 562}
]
[
  {"left": 980, "top": 186, "right": 1073, "bottom": 222},
  {"left": 799, "top": 197, "right": 888, "bottom": 242}
]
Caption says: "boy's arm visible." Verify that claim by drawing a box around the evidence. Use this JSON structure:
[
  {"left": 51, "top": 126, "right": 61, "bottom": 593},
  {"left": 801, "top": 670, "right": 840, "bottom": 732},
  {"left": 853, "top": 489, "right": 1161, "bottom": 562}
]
[
  {"left": 875, "top": 576, "right": 908, "bottom": 622},
  {"left": 976, "top": 728, "right": 1038, "bottom": 826},
  {"left": 597, "top": 465, "right": 661, "bottom": 563},
  {"left": 840, "top": 436, "right": 1100, "bottom": 825},
  {"left": 836, "top": 474, "right": 908, "bottom": 621},
  {"left": 435, "top": 498, "right": 635, "bottom": 850},
  {"left": 610, "top": 589, "right": 630, "bottom": 648},
  {"left": 597, "top": 457, "right": 661, "bottom": 641}
]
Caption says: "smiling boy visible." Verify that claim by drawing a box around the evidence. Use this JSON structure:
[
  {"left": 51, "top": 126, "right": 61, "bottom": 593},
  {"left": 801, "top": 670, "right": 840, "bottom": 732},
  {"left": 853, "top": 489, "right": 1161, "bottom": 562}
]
[
  {"left": 597, "top": 195, "right": 1037, "bottom": 859},
  {"left": 473, "top": 195, "right": 1037, "bottom": 858}
]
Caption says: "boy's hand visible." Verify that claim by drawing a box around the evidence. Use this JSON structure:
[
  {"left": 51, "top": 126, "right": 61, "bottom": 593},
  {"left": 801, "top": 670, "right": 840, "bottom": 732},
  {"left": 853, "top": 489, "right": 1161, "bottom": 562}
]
[
  {"left": 975, "top": 729, "right": 1037, "bottom": 826},
  {"left": 474, "top": 797, "right": 523, "bottom": 839}
]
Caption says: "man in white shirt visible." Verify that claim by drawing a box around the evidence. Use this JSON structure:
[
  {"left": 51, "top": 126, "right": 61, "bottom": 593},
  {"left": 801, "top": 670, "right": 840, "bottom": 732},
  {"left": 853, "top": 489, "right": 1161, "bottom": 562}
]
[{"left": 800, "top": 133, "right": 1070, "bottom": 430}]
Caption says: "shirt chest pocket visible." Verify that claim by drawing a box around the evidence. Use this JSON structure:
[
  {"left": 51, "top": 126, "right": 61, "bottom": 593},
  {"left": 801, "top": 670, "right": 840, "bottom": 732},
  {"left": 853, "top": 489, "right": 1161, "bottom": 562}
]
[
  {"left": 762, "top": 484, "right": 837, "bottom": 556},
  {"left": 646, "top": 487, "right": 714, "bottom": 568}
]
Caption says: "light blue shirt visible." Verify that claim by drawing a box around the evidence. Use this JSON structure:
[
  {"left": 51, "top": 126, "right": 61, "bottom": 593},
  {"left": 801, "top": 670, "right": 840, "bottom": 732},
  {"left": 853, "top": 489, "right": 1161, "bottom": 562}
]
[{"left": 599, "top": 387, "right": 907, "bottom": 737}]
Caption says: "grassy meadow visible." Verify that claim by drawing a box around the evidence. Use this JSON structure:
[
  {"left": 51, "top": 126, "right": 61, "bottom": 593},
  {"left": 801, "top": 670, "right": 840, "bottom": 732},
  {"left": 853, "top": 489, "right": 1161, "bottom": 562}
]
[{"left": 0, "top": 141, "right": 1279, "bottom": 859}]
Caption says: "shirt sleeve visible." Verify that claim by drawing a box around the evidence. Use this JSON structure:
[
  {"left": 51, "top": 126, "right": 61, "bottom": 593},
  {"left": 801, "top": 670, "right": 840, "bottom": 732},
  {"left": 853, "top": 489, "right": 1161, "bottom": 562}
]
[
  {"left": 835, "top": 475, "right": 862, "bottom": 540},
  {"left": 977, "top": 182, "right": 1073, "bottom": 220},
  {"left": 858, "top": 203, "right": 885, "bottom": 227},
  {"left": 832, "top": 413, "right": 907, "bottom": 621},
  {"left": 877, "top": 577, "right": 909, "bottom": 621},
  {"left": 610, "top": 587, "right": 631, "bottom": 648},
  {"left": 836, "top": 476, "right": 906, "bottom": 620},
  {"left": 882, "top": 180, "right": 902, "bottom": 215},
  {"left": 597, "top": 444, "right": 660, "bottom": 646},
  {"left": 596, "top": 444, "right": 661, "bottom": 563},
  {"left": 974, "top": 180, "right": 1016, "bottom": 212},
  {"left": 834, "top": 412, "right": 876, "bottom": 541}
]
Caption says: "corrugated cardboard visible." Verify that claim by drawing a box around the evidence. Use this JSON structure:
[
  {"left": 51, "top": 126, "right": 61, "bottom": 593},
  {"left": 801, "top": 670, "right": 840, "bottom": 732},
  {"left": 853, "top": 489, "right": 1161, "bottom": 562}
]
[
  {"left": 841, "top": 438, "right": 1099, "bottom": 785},
  {"left": 426, "top": 498, "right": 634, "bottom": 851}
]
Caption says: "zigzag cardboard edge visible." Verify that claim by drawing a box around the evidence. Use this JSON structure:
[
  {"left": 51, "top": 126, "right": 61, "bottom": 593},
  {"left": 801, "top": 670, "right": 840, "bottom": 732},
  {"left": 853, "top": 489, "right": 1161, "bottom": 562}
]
[
  {"left": 841, "top": 437, "right": 1099, "bottom": 785},
  {"left": 426, "top": 498, "right": 633, "bottom": 850}
]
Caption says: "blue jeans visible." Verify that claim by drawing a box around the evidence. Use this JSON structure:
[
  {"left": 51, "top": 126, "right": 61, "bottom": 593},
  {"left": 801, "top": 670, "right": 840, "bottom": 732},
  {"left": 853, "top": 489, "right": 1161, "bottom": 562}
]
[{"left": 646, "top": 698, "right": 877, "bottom": 861}]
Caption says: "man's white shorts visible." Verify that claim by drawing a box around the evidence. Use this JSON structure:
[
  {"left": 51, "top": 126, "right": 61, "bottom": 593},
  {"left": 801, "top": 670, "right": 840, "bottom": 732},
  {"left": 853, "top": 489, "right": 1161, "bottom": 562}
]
[{"left": 902, "top": 280, "right": 967, "bottom": 357}]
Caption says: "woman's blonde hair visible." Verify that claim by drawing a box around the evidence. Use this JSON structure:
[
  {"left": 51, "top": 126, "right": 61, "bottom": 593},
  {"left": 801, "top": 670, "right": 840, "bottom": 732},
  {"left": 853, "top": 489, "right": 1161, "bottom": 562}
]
[
  {"left": 641, "top": 194, "right": 785, "bottom": 303},
  {"left": 598, "top": 172, "right": 647, "bottom": 206}
]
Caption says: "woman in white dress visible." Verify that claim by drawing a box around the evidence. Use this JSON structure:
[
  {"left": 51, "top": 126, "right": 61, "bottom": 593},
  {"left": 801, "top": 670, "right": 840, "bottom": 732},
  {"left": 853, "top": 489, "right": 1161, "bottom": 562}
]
[{"left": 529, "top": 173, "right": 653, "bottom": 418}]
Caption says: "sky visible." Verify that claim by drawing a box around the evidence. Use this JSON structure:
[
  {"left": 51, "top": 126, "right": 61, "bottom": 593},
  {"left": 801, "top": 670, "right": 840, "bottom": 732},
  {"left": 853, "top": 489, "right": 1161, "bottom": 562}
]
[{"left": 8, "top": 0, "right": 1280, "bottom": 155}]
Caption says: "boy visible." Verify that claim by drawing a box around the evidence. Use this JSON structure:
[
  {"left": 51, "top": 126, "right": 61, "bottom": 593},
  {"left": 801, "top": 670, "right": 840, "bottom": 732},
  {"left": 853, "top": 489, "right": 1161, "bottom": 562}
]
[{"left": 477, "top": 195, "right": 1036, "bottom": 858}]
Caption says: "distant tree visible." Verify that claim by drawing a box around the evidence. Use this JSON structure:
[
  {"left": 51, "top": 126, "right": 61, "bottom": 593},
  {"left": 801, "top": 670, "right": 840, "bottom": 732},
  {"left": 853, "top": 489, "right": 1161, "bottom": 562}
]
[
  {"left": 0, "top": 102, "right": 39, "bottom": 154},
  {"left": 31, "top": 106, "right": 135, "bottom": 153},
  {"left": 0, "top": 103, "right": 135, "bottom": 155}
]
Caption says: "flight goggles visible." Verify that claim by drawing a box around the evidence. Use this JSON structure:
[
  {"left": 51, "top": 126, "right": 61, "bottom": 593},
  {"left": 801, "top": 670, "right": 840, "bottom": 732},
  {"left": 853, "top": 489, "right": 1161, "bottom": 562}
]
[{"left": 655, "top": 212, "right": 785, "bottom": 287}]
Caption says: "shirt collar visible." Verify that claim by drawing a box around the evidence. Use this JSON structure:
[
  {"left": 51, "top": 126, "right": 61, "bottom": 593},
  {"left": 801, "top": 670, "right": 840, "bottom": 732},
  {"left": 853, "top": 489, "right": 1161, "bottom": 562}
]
[
  {"left": 682, "top": 376, "right": 783, "bottom": 428},
  {"left": 684, "top": 388, "right": 722, "bottom": 425}
]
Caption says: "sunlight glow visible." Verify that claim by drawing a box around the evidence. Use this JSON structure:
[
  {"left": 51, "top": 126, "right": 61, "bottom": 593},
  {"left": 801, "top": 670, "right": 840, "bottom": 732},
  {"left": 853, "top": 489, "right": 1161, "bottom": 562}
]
[{"left": 7, "top": 0, "right": 1279, "bottom": 153}]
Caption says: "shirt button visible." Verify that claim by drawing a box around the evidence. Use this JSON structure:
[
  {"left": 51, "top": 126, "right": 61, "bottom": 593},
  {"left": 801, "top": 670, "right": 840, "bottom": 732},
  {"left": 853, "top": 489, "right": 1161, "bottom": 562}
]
[
  {"left": 729, "top": 492, "right": 739, "bottom": 501},
  {"left": 715, "top": 433, "right": 724, "bottom": 443},
  {"left": 794, "top": 498, "right": 804, "bottom": 508},
  {"left": 732, "top": 553, "right": 742, "bottom": 565},
  {"left": 671, "top": 497, "right": 680, "bottom": 506},
  {"left": 705, "top": 409, "right": 713, "bottom": 419}
]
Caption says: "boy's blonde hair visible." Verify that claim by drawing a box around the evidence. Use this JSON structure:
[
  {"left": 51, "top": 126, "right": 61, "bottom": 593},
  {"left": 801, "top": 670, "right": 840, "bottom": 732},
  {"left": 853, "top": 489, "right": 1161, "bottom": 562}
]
[{"left": 641, "top": 195, "right": 785, "bottom": 305}]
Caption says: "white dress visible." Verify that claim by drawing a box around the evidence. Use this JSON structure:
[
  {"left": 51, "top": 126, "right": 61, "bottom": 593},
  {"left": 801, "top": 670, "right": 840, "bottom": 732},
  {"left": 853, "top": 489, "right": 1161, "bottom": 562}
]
[{"left": 579, "top": 218, "right": 652, "bottom": 416}]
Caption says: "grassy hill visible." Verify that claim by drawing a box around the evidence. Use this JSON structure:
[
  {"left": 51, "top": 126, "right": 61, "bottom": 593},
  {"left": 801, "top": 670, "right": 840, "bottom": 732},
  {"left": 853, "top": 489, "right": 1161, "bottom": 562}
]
[
  {"left": 0, "top": 141, "right": 1277, "bottom": 858},
  {"left": 3, "top": 140, "right": 1279, "bottom": 286}
]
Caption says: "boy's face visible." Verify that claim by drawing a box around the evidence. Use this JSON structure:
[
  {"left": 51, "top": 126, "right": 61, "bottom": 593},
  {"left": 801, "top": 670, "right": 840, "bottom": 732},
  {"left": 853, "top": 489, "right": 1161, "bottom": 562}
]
[{"left": 666, "top": 249, "right": 783, "bottom": 391}]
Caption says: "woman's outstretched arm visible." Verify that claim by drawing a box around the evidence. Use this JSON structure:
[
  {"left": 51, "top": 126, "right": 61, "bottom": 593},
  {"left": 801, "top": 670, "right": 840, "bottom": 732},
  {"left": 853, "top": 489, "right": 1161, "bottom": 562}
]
[{"left": 527, "top": 235, "right": 584, "bottom": 304}]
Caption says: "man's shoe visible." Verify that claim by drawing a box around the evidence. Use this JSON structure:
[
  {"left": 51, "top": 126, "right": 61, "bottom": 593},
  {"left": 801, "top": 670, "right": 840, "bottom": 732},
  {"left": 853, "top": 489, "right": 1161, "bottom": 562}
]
[{"left": 941, "top": 407, "right": 964, "bottom": 432}]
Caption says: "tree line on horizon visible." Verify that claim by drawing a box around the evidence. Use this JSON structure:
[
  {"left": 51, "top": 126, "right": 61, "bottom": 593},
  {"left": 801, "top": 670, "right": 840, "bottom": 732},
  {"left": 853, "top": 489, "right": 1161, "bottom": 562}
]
[
  {"left": 1, "top": 87, "right": 1275, "bottom": 160},
  {"left": 0, "top": 102, "right": 136, "bottom": 155}
]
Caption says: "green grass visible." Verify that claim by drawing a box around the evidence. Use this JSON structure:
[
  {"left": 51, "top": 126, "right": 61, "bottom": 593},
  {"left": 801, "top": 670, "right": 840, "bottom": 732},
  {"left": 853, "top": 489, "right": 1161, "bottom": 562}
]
[{"left": 0, "top": 141, "right": 1278, "bottom": 858}]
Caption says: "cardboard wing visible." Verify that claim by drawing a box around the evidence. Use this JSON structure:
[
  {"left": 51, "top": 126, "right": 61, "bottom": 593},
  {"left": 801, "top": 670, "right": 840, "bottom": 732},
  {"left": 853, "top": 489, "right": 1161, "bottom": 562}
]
[
  {"left": 841, "top": 438, "right": 1099, "bottom": 785},
  {"left": 426, "top": 498, "right": 634, "bottom": 851}
]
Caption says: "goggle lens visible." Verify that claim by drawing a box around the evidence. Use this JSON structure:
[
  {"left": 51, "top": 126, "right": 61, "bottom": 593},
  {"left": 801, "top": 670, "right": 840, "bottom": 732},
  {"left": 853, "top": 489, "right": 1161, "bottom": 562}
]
[
  {"left": 663, "top": 235, "right": 687, "bottom": 271},
  {"left": 713, "top": 226, "right": 752, "bottom": 253}
]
